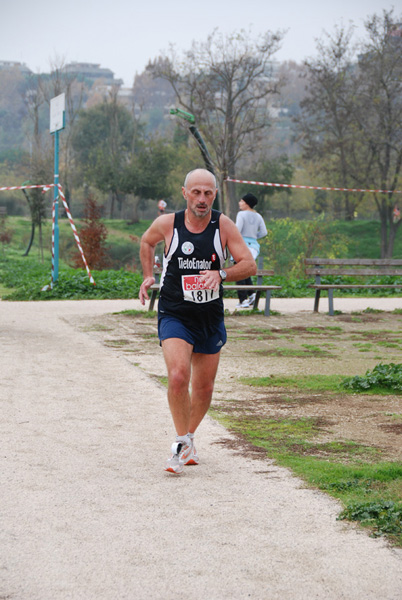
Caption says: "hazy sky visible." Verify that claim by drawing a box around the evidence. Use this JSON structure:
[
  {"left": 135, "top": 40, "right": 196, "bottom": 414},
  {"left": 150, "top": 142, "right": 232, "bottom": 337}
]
[{"left": 2, "top": 0, "right": 398, "bottom": 87}]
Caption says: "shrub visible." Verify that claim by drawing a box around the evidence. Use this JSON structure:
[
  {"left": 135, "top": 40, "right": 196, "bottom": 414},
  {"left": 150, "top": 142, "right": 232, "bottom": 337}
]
[
  {"left": 72, "top": 194, "right": 110, "bottom": 270},
  {"left": 341, "top": 363, "right": 402, "bottom": 392}
]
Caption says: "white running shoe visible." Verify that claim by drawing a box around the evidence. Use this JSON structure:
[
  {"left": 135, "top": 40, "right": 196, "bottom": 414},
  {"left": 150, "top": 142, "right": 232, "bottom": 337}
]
[
  {"left": 237, "top": 298, "right": 251, "bottom": 308},
  {"left": 165, "top": 441, "right": 191, "bottom": 474},
  {"left": 184, "top": 441, "right": 199, "bottom": 466},
  {"left": 248, "top": 293, "right": 256, "bottom": 304}
]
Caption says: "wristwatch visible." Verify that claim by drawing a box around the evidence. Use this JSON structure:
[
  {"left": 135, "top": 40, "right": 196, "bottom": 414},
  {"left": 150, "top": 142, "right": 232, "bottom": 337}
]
[{"left": 219, "top": 269, "right": 227, "bottom": 282}]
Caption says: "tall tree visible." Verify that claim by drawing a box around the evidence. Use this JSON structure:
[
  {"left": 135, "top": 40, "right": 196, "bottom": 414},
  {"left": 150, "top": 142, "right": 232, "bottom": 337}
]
[
  {"left": 72, "top": 90, "right": 135, "bottom": 217},
  {"left": 0, "top": 68, "right": 29, "bottom": 152},
  {"left": 356, "top": 12, "right": 402, "bottom": 256},
  {"left": 297, "top": 9, "right": 402, "bottom": 256},
  {"left": 121, "top": 139, "right": 176, "bottom": 222},
  {"left": 147, "top": 28, "right": 284, "bottom": 219},
  {"left": 295, "top": 25, "right": 371, "bottom": 221}
]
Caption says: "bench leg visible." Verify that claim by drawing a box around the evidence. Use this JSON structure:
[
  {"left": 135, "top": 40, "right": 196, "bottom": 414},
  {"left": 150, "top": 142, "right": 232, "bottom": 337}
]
[
  {"left": 314, "top": 289, "right": 321, "bottom": 312},
  {"left": 253, "top": 291, "right": 261, "bottom": 310},
  {"left": 328, "top": 289, "right": 334, "bottom": 316},
  {"left": 149, "top": 290, "right": 158, "bottom": 311},
  {"left": 264, "top": 290, "right": 272, "bottom": 316}
]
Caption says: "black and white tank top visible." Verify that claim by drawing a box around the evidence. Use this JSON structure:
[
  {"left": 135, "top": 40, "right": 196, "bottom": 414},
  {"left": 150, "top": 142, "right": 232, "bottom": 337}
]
[{"left": 158, "top": 209, "right": 227, "bottom": 331}]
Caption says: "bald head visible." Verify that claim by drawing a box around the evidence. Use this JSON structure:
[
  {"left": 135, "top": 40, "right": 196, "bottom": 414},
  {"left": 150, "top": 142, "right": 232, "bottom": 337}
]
[
  {"left": 182, "top": 168, "right": 217, "bottom": 219},
  {"left": 184, "top": 169, "right": 217, "bottom": 190}
]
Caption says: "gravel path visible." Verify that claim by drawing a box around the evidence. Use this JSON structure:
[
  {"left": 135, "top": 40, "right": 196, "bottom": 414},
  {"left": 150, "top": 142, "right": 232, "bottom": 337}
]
[{"left": 1, "top": 299, "right": 402, "bottom": 600}]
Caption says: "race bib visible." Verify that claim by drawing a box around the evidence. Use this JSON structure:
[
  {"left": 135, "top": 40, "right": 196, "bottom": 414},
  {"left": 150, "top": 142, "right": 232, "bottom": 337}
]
[{"left": 182, "top": 274, "right": 219, "bottom": 304}]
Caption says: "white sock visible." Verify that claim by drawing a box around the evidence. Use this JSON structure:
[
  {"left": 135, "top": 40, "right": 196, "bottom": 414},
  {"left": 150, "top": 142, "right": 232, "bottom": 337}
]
[{"left": 176, "top": 434, "right": 191, "bottom": 446}]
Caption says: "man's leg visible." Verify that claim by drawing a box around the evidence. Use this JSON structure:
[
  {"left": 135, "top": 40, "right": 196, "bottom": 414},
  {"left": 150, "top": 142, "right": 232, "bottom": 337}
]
[
  {"left": 236, "top": 277, "right": 253, "bottom": 303},
  {"left": 236, "top": 278, "right": 248, "bottom": 303},
  {"left": 188, "top": 351, "right": 221, "bottom": 433},
  {"left": 161, "top": 337, "right": 193, "bottom": 436}
]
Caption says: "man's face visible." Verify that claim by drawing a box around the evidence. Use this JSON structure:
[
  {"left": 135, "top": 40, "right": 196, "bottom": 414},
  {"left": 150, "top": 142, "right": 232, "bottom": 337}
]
[{"left": 182, "top": 172, "right": 217, "bottom": 218}]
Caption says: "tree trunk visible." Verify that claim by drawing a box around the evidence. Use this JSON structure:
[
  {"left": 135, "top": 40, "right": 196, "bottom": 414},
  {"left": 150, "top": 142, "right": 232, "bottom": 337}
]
[
  {"left": 225, "top": 178, "right": 237, "bottom": 220},
  {"left": 23, "top": 222, "right": 35, "bottom": 257},
  {"left": 109, "top": 192, "right": 116, "bottom": 219},
  {"left": 344, "top": 192, "right": 355, "bottom": 221},
  {"left": 216, "top": 174, "right": 225, "bottom": 213},
  {"left": 129, "top": 196, "right": 140, "bottom": 224},
  {"left": 386, "top": 222, "right": 397, "bottom": 258},
  {"left": 379, "top": 202, "right": 388, "bottom": 258},
  {"left": 384, "top": 204, "right": 402, "bottom": 258},
  {"left": 377, "top": 194, "right": 402, "bottom": 258}
]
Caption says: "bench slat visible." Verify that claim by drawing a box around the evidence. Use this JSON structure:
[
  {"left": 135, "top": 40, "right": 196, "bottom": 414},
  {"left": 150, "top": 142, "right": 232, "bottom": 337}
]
[
  {"left": 305, "top": 258, "right": 402, "bottom": 266},
  {"left": 306, "top": 268, "right": 402, "bottom": 276},
  {"left": 309, "top": 284, "right": 401, "bottom": 289},
  {"left": 149, "top": 284, "right": 281, "bottom": 291},
  {"left": 153, "top": 268, "right": 273, "bottom": 276},
  {"left": 304, "top": 257, "right": 402, "bottom": 315},
  {"left": 148, "top": 282, "right": 281, "bottom": 316}
]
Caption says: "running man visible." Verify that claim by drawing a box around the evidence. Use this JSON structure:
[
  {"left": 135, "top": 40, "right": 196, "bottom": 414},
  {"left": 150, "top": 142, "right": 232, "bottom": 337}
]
[{"left": 139, "top": 168, "right": 256, "bottom": 473}]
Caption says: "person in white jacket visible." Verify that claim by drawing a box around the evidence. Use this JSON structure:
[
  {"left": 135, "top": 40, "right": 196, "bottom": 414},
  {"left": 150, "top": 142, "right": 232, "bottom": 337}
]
[{"left": 235, "top": 192, "right": 268, "bottom": 308}]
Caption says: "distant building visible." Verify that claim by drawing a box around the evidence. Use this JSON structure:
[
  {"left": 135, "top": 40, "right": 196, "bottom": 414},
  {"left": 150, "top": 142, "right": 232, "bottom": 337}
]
[
  {"left": 60, "top": 62, "right": 123, "bottom": 86},
  {"left": 117, "top": 87, "right": 134, "bottom": 108},
  {"left": 0, "top": 61, "right": 32, "bottom": 76}
]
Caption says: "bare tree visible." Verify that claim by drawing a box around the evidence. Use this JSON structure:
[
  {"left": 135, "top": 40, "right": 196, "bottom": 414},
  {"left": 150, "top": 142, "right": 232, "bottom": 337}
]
[
  {"left": 355, "top": 11, "right": 402, "bottom": 256},
  {"left": 295, "top": 25, "right": 373, "bottom": 220},
  {"left": 147, "top": 28, "right": 284, "bottom": 218},
  {"left": 23, "top": 75, "right": 52, "bottom": 259},
  {"left": 38, "top": 58, "right": 87, "bottom": 206},
  {"left": 297, "top": 9, "right": 402, "bottom": 256}
]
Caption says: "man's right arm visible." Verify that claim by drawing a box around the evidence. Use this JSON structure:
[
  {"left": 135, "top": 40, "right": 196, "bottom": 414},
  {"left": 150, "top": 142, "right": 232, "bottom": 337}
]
[{"left": 139, "top": 215, "right": 173, "bottom": 305}]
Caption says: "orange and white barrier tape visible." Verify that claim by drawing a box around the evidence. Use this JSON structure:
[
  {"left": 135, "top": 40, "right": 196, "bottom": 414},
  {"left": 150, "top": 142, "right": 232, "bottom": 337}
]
[
  {"left": 0, "top": 183, "right": 95, "bottom": 288},
  {"left": 225, "top": 178, "right": 402, "bottom": 195}
]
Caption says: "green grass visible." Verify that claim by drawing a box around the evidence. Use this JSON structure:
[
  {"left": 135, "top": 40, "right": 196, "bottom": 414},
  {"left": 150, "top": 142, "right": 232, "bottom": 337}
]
[
  {"left": 212, "top": 368, "right": 402, "bottom": 545},
  {"left": 240, "top": 374, "right": 346, "bottom": 392},
  {"left": 0, "top": 250, "right": 142, "bottom": 300},
  {"left": 209, "top": 408, "right": 402, "bottom": 544},
  {"left": 252, "top": 347, "right": 334, "bottom": 358},
  {"left": 114, "top": 309, "right": 157, "bottom": 319},
  {"left": 241, "top": 369, "right": 402, "bottom": 396}
]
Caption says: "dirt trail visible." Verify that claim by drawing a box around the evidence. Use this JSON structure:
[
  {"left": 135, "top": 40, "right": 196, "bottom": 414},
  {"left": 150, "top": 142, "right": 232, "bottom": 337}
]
[{"left": 1, "top": 299, "right": 401, "bottom": 600}]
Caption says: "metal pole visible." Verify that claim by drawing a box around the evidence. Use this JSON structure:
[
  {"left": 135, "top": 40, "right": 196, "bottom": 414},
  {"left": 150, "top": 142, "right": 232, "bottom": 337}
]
[{"left": 53, "top": 130, "right": 60, "bottom": 283}]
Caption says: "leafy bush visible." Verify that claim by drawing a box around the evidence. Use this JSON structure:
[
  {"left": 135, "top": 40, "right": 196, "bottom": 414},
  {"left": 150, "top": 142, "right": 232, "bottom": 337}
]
[
  {"left": 341, "top": 363, "right": 402, "bottom": 392},
  {"left": 0, "top": 254, "right": 141, "bottom": 300},
  {"left": 260, "top": 218, "right": 349, "bottom": 277},
  {"left": 338, "top": 501, "right": 402, "bottom": 538}
]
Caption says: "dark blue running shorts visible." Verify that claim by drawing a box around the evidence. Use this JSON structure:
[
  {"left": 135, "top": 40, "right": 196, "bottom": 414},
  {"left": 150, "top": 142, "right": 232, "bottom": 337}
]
[{"left": 158, "top": 315, "right": 227, "bottom": 354}]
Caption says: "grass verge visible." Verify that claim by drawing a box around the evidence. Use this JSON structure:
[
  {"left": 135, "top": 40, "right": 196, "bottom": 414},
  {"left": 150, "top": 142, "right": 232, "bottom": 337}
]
[{"left": 211, "top": 370, "right": 402, "bottom": 546}]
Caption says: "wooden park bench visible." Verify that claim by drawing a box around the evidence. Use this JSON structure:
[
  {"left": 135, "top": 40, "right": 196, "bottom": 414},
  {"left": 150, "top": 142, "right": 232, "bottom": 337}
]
[
  {"left": 148, "top": 256, "right": 281, "bottom": 316},
  {"left": 304, "top": 258, "right": 402, "bottom": 315}
]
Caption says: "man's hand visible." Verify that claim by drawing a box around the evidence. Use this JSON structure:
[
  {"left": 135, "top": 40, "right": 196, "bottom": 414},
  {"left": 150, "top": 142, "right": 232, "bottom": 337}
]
[
  {"left": 139, "top": 276, "right": 156, "bottom": 305},
  {"left": 199, "top": 270, "right": 222, "bottom": 292}
]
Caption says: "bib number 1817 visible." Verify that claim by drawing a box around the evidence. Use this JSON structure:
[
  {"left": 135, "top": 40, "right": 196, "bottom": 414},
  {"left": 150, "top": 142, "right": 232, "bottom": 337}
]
[{"left": 182, "top": 275, "right": 219, "bottom": 304}]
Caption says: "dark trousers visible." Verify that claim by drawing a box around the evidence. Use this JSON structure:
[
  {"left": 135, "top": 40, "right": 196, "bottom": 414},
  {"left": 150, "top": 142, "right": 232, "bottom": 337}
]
[{"left": 236, "top": 277, "right": 253, "bottom": 302}]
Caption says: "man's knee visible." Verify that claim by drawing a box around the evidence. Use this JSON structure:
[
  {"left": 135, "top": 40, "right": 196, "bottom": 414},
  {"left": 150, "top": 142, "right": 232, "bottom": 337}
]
[
  {"left": 196, "top": 378, "right": 215, "bottom": 399},
  {"left": 168, "top": 367, "right": 190, "bottom": 393}
]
